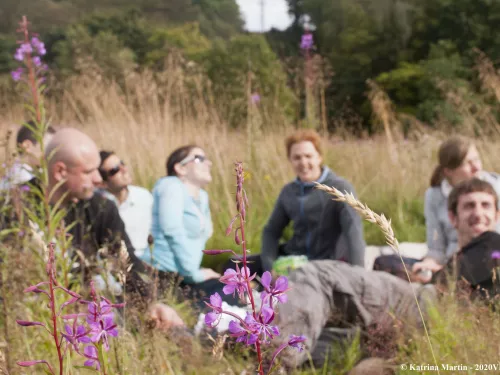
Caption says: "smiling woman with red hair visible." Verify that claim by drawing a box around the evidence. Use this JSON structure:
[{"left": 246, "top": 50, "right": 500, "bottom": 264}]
[{"left": 258, "top": 129, "right": 366, "bottom": 274}]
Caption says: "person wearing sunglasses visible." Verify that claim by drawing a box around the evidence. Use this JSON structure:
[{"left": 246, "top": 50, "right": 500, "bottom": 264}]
[
  {"left": 98, "top": 151, "right": 153, "bottom": 257},
  {"left": 140, "top": 144, "right": 226, "bottom": 306}
]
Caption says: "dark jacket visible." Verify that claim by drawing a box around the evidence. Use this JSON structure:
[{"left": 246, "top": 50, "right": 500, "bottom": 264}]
[
  {"left": 2, "top": 178, "right": 151, "bottom": 299},
  {"left": 434, "top": 231, "right": 500, "bottom": 298},
  {"left": 260, "top": 167, "right": 366, "bottom": 271},
  {"left": 64, "top": 190, "right": 151, "bottom": 296}
]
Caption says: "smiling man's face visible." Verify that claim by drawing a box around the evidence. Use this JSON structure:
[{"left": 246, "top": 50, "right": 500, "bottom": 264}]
[{"left": 450, "top": 191, "right": 500, "bottom": 246}]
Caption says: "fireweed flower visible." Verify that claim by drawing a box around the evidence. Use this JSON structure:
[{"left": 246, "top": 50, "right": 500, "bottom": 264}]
[
  {"left": 62, "top": 322, "right": 91, "bottom": 349},
  {"left": 88, "top": 315, "right": 118, "bottom": 351},
  {"left": 229, "top": 306, "right": 280, "bottom": 346},
  {"left": 229, "top": 319, "right": 258, "bottom": 345},
  {"left": 287, "top": 334, "right": 307, "bottom": 351},
  {"left": 32, "top": 56, "right": 42, "bottom": 67},
  {"left": 202, "top": 162, "right": 306, "bottom": 374},
  {"left": 82, "top": 295, "right": 123, "bottom": 352},
  {"left": 11, "top": 31, "right": 47, "bottom": 84},
  {"left": 31, "top": 36, "right": 46, "bottom": 55},
  {"left": 251, "top": 93, "right": 261, "bottom": 104},
  {"left": 300, "top": 33, "right": 313, "bottom": 50},
  {"left": 86, "top": 299, "right": 115, "bottom": 325},
  {"left": 491, "top": 251, "right": 500, "bottom": 260},
  {"left": 261, "top": 271, "right": 289, "bottom": 305},
  {"left": 11, "top": 67, "right": 23, "bottom": 81},
  {"left": 83, "top": 346, "right": 100, "bottom": 370},
  {"left": 220, "top": 264, "right": 255, "bottom": 300},
  {"left": 205, "top": 292, "right": 223, "bottom": 327}
]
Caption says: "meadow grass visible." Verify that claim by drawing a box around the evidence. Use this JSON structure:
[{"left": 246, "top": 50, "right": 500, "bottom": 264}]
[{"left": 2, "top": 66, "right": 500, "bottom": 374}]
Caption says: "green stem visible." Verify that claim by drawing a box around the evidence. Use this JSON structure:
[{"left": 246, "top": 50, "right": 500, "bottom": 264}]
[{"left": 97, "top": 343, "right": 108, "bottom": 375}]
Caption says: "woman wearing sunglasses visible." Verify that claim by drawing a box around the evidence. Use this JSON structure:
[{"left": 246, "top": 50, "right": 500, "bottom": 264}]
[{"left": 140, "top": 145, "right": 226, "bottom": 304}]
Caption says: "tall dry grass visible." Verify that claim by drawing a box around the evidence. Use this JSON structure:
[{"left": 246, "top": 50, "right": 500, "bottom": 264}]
[
  {"left": 3, "top": 53, "right": 500, "bottom": 373},
  {"left": 0, "top": 64, "right": 445, "bottom": 252}
]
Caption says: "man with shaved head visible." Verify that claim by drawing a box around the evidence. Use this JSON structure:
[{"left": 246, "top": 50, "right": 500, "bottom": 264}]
[{"left": 45, "top": 128, "right": 102, "bottom": 202}]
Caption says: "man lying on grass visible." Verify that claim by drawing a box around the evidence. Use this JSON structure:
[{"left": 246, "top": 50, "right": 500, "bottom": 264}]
[
  {"left": 154, "top": 177, "right": 500, "bottom": 370},
  {"left": 414, "top": 177, "right": 500, "bottom": 296}
]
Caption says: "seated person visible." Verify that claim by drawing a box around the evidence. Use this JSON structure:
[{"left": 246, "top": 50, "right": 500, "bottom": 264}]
[
  {"left": 156, "top": 178, "right": 500, "bottom": 370},
  {"left": 98, "top": 150, "right": 153, "bottom": 257},
  {"left": 259, "top": 129, "right": 366, "bottom": 274},
  {"left": 374, "top": 136, "right": 500, "bottom": 277},
  {"left": 1, "top": 127, "right": 175, "bottom": 322},
  {"left": 0, "top": 121, "right": 56, "bottom": 189},
  {"left": 139, "top": 145, "right": 232, "bottom": 305}
]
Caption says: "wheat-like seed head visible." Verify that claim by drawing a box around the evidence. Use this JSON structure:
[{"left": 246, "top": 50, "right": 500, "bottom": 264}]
[
  {"left": 314, "top": 181, "right": 441, "bottom": 374},
  {"left": 315, "top": 183, "right": 401, "bottom": 254}
]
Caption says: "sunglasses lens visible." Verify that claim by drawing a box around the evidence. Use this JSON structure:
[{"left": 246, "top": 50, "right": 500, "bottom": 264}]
[{"left": 108, "top": 162, "right": 124, "bottom": 177}]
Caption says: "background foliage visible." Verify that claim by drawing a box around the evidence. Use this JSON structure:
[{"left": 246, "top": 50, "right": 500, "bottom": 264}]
[{"left": 3, "top": 0, "right": 500, "bottom": 131}]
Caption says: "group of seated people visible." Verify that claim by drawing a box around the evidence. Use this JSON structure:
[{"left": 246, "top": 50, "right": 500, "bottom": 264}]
[{"left": 3, "top": 122, "right": 500, "bottom": 370}]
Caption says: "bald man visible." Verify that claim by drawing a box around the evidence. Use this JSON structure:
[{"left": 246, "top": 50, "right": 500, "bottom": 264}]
[
  {"left": 14, "top": 128, "right": 176, "bottom": 326},
  {"left": 45, "top": 128, "right": 102, "bottom": 203}
]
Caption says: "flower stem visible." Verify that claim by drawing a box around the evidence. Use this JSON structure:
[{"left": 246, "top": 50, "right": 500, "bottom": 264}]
[
  {"left": 47, "top": 249, "right": 64, "bottom": 375},
  {"left": 238, "top": 212, "right": 264, "bottom": 375},
  {"left": 97, "top": 343, "right": 108, "bottom": 375}
]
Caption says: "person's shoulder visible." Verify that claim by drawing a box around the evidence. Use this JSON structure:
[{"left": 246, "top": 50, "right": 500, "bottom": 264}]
[
  {"left": 154, "top": 176, "right": 183, "bottom": 190},
  {"left": 462, "top": 231, "right": 500, "bottom": 253},
  {"left": 89, "top": 192, "right": 117, "bottom": 210},
  {"left": 129, "top": 185, "right": 153, "bottom": 199},
  {"left": 482, "top": 171, "right": 500, "bottom": 189},
  {"left": 322, "top": 167, "right": 355, "bottom": 193},
  {"left": 424, "top": 186, "right": 443, "bottom": 203}
]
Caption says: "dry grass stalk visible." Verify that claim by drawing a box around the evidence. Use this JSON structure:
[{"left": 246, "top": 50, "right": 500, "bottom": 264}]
[
  {"left": 475, "top": 49, "right": 500, "bottom": 104},
  {"left": 314, "top": 182, "right": 440, "bottom": 374}
]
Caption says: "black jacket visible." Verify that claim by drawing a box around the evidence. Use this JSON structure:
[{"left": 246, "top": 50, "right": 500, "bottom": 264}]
[
  {"left": 2, "top": 178, "right": 151, "bottom": 300},
  {"left": 434, "top": 231, "right": 500, "bottom": 298}
]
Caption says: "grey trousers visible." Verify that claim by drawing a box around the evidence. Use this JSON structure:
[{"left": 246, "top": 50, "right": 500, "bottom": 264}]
[{"left": 273, "top": 260, "right": 436, "bottom": 368}]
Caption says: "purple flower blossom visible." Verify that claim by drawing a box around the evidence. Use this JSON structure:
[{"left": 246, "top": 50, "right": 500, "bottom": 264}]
[
  {"left": 220, "top": 264, "right": 255, "bottom": 300},
  {"left": 86, "top": 299, "right": 115, "bottom": 325},
  {"left": 228, "top": 319, "right": 258, "bottom": 345},
  {"left": 32, "top": 56, "right": 41, "bottom": 67},
  {"left": 288, "top": 334, "right": 306, "bottom": 351},
  {"left": 205, "top": 292, "right": 223, "bottom": 327},
  {"left": 83, "top": 346, "right": 100, "bottom": 370},
  {"left": 20, "top": 184, "right": 30, "bottom": 192},
  {"left": 261, "top": 271, "right": 289, "bottom": 305},
  {"left": 246, "top": 306, "right": 280, "bottom": 344},
  {"left": 251, "top": 93, "right": 261, "bottom": 104},
  {"left": 300, "top": 33, "right": 314, "bottom": 50},
  {"left": 88, "top": 315, "right": 118, "bottom": 351},
  {"left": 14, "top": 48, "right": 25, "bottom": 61},
  {"left": 62, "top": 323, "right": 91, "bottom": 350},
  {"left": 492, "top": 251, "right": 500, "bottom": 260},
  {"left": 228, "top": 307, "right": 280, "bottom": 346},
  {"left": 11, "top": 67, "right": 23, "bottom": 81},
  {"left": 269, "top": 334, "right": 308, "bottom": 369},
  {"left": 31, "top": 37, "right": 46, "bottom": 55}
]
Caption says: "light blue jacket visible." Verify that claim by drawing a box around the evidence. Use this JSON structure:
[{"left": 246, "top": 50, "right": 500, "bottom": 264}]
[{"left": 140, "top": 176, "right": 213, "bottom": 283}]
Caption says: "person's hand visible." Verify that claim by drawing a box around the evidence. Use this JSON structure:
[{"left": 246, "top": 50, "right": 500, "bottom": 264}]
[
  {"left": 412, "top": 257, "right": 443, "bottom": 283},
  {"left": 148, "top": 303, "right": 186, "bottom": 331},
  {"left": 201, "top": 267, "right": 221, "bottom": 280}
]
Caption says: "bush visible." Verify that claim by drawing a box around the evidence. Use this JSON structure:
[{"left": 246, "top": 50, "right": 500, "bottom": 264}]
[{"left": 204, "top": 34, "right": 297, "bottom": 127}]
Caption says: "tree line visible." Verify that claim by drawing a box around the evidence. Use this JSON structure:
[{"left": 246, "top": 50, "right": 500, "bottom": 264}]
[{"left": 2, "top": 0, "right": 500, "bottom": 133}]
